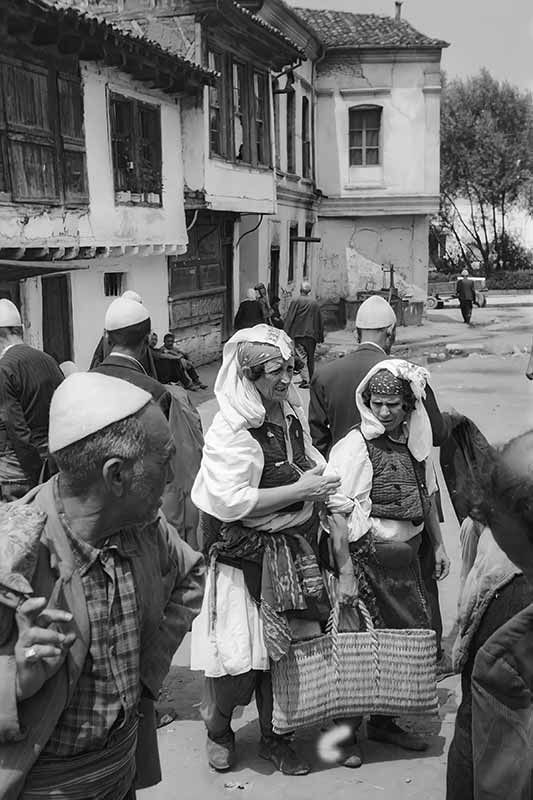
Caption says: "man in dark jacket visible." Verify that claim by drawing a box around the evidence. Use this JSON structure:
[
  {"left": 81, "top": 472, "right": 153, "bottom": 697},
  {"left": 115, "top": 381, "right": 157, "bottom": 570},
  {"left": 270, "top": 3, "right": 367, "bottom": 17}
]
[
  {"left": 456, "top": 269, "right": 476, "bottom": 324},
  {"left": 284, "top": 281, "right": 324, "bottom": 387},
  {"left": 93, "top": 297, "right": 171, "bottom": 417},
  {"left": 0, "top": 299, "right": 63, "bottom": 500},
  {"left": 447, "top": 430, "right": 533, "bottom": 800}
]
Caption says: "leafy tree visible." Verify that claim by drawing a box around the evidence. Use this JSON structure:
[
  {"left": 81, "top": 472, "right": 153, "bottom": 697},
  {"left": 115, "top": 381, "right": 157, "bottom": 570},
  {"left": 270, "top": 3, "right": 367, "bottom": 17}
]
[{"left": 439, "top": 69, "right": 533, "bottom": 274}]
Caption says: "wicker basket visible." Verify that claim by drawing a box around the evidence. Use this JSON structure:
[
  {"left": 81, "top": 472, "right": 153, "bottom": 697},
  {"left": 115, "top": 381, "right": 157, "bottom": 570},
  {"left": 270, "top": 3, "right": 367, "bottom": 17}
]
[{"left": 271, "top": 601, "right": 438, "bottom": 734}]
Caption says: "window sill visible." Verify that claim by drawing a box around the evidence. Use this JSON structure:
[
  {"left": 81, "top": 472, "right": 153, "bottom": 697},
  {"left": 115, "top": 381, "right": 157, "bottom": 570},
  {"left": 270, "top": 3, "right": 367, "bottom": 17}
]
[
  {"left": 343, "top": 183, "right": 386, "bottom": 191},
  {"left": 209, "top": 155, "right": 273, "bottom": 173},
  {"left": 284, "top": 173, "right": 301, "bottom": 183},
  {"left": 115, "top": 191, "right": 162, "bottom": 207}
]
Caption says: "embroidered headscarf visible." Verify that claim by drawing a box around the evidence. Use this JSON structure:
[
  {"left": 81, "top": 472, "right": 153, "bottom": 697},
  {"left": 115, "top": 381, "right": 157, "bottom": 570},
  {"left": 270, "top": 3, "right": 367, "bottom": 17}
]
[
  {"left": 215, "top": 324, "right": 298, "bottom": 431},
  {"left": 364, "top": 369, "right": 416, "bottom": 414},
  {"left": 355, "top": 358, "right": 432, "bottom": 461}
]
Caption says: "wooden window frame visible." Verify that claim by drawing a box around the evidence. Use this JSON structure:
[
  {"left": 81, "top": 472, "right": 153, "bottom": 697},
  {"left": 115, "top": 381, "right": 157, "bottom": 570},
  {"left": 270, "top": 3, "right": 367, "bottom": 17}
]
[
  {"left": 0, "top": 54, "right": 88, "bottom": 206},
  {"left": 303, "top": 222, "right": 313, "bottom": 278},
  {"left": 208, "top": 50, "right": 224, "bottom": 157},
  {"left": 349, "top": 105, "right": 382, "bottom": 167},
  {"left": 286, "top": 91, "right": 296, "bottom": 174},
  {"left": 206, "top": 46, "right": 270, "bottom": 168},
  {"left": 109, "top": 91, "right": 162, "bottom": 206},
  {"left": 301, "top": 95, "right": 311, "bottom": 179}
]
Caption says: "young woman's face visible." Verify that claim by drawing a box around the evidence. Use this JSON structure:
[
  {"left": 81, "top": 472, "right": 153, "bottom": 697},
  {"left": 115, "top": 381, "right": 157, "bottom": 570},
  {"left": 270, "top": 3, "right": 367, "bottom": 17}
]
[
  {"left": 369, "top": 392, "right": 407, "bottom": 432},
  {"left": 255, "top": 357, "right": 295, "bottom": 403}
]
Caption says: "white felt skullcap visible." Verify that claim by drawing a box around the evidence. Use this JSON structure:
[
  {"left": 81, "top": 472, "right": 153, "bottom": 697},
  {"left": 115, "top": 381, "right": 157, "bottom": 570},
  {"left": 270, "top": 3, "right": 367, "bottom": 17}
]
[
  {"left": 105, "top": 297, "right": 150, "bottom": 331},
  {"left": 49, "top": 372, "right": 151, "bottom": 453},
  {"left": 121, "top": 290, "right": 142, "bottom": 303},
  {"left": 0, "top": 299, "right": 22, "bottom": 327},
  {"left": 355, "top": 295, "right": 397, "bottom": 329}
]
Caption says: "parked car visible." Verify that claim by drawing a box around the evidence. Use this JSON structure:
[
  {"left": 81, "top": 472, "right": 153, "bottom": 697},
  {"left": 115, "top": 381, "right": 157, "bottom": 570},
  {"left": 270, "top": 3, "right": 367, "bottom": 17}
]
[{"left": 426, "top": 276, "right": 488, "bottom": 310}]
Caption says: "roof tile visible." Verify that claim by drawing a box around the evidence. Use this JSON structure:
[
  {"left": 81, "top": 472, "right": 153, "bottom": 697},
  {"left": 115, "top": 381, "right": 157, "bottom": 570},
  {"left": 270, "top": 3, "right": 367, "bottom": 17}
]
[{"left": 293, "top": 7, "right": 448, "bottom": 50}]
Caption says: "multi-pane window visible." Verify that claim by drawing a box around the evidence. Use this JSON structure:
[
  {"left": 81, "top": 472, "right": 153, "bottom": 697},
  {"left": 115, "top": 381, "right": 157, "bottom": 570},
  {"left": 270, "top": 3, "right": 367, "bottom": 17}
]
[
  {"left": 274, "top": 92, "right": 281, "bottom": 170},
  {"left": 349, "top": 106, "right": 381, "bottom": 166},
  {"left": 302, "top": 96, "right": 311, "bottom": 178},
  {"left": 206, "top": 46, "right": 270, "bottom": 168},
  {"left": 286, "top": 91, "right": 296, "bottom": 173},
  {"left": 110, "top": 92, "right": 162, "bottom": 204},
  {"left": 288, "top": 223, "right": 298, "bottom": 283},
  {"left": 232, "top": 61, "right": 247, "bottom": 161},
  {"left": 253, "top": 72, "right": 268, "bottom": 165},
  {"left": 208, "top": 51, "right": 223, "bottom": 156},
  {"left": 0, "top": 57, "right": 88, "bottom": 204}
]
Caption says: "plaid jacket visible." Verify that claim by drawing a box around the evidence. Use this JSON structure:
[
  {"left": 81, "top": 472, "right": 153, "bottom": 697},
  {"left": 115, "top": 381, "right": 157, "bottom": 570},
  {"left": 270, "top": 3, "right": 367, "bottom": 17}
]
[{"left": 0, "top": 477, "right": 205, "bottom": 799}]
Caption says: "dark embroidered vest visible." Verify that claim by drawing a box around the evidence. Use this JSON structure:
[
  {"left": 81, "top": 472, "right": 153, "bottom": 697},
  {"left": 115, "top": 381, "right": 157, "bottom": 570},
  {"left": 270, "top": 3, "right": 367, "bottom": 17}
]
[
  {"left": 365, "top": 434, "right": 429, "bottom": 523},
  {"left": 249, "top": 413, "right": 311, "bottom": 513}
]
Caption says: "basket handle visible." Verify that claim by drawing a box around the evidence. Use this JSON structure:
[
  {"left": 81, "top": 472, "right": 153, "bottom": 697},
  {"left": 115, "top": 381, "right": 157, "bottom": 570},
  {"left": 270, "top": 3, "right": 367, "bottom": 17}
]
[{"left": 327, "top": 600, "right": 379, "bottom": 690}]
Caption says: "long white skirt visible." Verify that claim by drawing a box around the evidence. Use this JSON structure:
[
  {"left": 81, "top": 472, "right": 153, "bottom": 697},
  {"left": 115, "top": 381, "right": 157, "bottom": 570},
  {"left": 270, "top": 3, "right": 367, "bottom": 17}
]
[{"left": 190, "top": 563, "right": 269, "bottom": 678}]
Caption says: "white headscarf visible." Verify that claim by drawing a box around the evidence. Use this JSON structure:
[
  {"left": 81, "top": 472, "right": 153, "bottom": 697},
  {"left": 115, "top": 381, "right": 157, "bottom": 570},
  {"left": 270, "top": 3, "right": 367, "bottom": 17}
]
[
  {"left": 355, "top": 358, "right": 432, "bottom": 462},
  {"left": 215, "top": 324, "right": 300, "bottom": 431}
]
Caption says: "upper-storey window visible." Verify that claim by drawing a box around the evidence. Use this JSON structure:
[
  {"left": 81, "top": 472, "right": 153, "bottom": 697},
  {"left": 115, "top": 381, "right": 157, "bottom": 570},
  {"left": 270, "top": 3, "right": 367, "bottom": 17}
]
[
  {"left": 110, "top": 92, "right": 162, "bottom": 205},
  {"left": 207, "top": 47, "right": 270, "bottom": 168},
  {"left": 349, "top": 105, "right": 382, "bottom": 167},
  {"left": 302, "top": 95, "right": 311, "bottom": 178},
  {"left": 0, "top": 56, "right": 88, "bottom": 205},
  {"left": 286, "top": 91, "right": 296, "bottom": 173}
]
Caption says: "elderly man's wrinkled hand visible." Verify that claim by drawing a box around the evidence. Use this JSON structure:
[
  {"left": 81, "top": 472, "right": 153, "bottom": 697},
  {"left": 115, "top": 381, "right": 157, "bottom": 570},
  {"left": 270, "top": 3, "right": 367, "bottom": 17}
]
[
  {"left": 433, "top": 545, "right": 450, "bottom": 581},
  {"left": 14, "top": 597, "right": 76, "bottom": 701}
]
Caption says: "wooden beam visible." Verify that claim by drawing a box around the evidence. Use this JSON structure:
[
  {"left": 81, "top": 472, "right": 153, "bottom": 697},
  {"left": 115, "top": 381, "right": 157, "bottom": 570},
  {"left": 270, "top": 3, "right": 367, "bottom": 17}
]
[
  {"left": 32, "top": 23, "right": 60, "bottom": 47},
  {"left": 58, "top": 34, "right": 83, "bottom": 55}
]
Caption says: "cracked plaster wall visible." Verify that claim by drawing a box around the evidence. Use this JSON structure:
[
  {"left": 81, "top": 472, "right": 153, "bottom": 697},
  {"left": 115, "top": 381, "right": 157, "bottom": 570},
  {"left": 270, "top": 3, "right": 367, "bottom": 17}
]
[{"left": 316, "top": 214, "right": 429, "bottom": 300}]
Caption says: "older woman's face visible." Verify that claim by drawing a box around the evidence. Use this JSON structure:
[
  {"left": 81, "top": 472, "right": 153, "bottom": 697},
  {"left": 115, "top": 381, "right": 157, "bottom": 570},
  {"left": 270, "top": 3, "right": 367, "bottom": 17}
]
[
  {"left": 255, "top": 357, "right": 294, "bottom": 403},
  {"left": 370, "top": 392, "right": 407, "bottom": 432}
]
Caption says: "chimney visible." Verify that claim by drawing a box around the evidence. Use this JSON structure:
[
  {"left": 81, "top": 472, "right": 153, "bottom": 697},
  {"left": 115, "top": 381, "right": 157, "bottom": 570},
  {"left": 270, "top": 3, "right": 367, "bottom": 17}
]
[{"left": 395, "top": 1, "right": 402, "bottom": 19}]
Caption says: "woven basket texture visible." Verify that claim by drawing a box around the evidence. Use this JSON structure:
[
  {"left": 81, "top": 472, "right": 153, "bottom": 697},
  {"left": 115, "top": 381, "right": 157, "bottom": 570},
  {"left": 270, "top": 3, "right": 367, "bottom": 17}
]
[{"left": 271, "top": 603, "right": 438, "bottom": 734}]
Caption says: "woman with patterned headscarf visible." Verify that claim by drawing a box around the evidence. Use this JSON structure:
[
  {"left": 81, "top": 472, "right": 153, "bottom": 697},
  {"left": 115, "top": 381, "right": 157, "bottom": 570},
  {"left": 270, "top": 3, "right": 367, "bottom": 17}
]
[
  {"left": 190, "top": 325, "right": 341, "bottom": 776},
  {"left": 325, "top": 358, "right": 451, "bottom": 764}
]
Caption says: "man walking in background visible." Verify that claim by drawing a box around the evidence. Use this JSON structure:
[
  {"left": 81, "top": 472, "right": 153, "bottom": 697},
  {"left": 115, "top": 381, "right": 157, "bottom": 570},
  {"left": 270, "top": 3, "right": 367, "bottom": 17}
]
[
  {"left": 0, "top": 298, "right": 63, "bottom": 500},
  {"left": 284, "top": 281, "right": 324, "bottom": 388},
  {"left": 456, "top": 268, "right": 476, "bottom": 325}
]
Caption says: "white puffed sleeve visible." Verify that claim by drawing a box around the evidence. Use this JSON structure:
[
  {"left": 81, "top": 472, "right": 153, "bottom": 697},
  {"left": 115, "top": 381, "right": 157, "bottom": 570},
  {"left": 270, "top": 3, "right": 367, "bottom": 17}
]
[
  {"left": 191, "top": 413, "right": 264, "bottom": 522},
  {"left": 324, "top": 429, "right": 373, "bottom": 543}
]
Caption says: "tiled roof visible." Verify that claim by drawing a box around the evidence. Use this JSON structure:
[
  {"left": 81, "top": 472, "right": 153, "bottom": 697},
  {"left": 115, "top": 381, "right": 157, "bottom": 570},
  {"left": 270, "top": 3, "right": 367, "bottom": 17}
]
[
  {"left": 21, "top": 0, "right": 217, "bottom": 82},
  {"left": 232, "top": 2, "right": 305, "bottom": 56},
  {"left": 293, "top": 7, "right": 449, "bottom": 50}
]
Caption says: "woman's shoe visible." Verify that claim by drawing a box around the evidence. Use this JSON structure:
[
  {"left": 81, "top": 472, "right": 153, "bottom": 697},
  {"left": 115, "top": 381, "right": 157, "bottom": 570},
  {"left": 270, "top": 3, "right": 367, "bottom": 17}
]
[
  {"left": 337, "top": 742, "right": 363, "bottom": 768},
  {"left": 259, "top": 736, "right": 311, "bottom": 775}
]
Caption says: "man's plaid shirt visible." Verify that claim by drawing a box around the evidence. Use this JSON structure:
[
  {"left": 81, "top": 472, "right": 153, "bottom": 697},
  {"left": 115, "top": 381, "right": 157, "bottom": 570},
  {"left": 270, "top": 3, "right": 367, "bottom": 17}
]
[{"left": 44, "top": 493, "right": 141, "bottom": 756}]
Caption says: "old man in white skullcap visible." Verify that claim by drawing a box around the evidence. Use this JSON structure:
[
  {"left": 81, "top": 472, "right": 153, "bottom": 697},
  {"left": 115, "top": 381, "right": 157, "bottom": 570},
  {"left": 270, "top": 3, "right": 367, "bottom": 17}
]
[
  {"left": 0, "top": 298, "right": 64, "bottom": 501},
  {"left": 0, "top": 372, "right": 204, "bottom": 799}
]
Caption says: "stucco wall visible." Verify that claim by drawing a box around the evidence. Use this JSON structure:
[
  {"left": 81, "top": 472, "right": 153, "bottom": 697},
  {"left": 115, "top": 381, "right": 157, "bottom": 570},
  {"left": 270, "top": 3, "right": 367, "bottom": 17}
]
[
  {"left": 316, "top": 214, "right": 430, "bottom": 301},
  {"left": 21, "top": 255, "right": 169, "bottom": 369},
  {"left": 315, "top": 54, "right": 442, "bottom": 203},
  {"left": 0, "top": 63, "right": 188, "bottom": 251}
]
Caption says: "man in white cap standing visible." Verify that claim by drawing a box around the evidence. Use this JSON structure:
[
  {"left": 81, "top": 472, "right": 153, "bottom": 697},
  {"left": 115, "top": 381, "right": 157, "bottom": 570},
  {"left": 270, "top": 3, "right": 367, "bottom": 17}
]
[
  {"left": 94, "top": 296, "right": 171, "bottom": 415},
  {"left": 0, "top": 372, "right": 204, "bottom": 799},
  {"left": 456, "top": 268, "right": 476, "bottom": 325},
  {"left": 89, "top": 290, "right": 155, "bottom": 371},
  {"left": 0, "top": 299, "right": 64, "bottom": 500}
]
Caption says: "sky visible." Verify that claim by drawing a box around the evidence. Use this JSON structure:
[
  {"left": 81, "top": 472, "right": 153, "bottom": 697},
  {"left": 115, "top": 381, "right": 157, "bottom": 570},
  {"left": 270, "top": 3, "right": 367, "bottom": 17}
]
[{"left": 287, "top": 0, "right": 533, "bottom": 92}]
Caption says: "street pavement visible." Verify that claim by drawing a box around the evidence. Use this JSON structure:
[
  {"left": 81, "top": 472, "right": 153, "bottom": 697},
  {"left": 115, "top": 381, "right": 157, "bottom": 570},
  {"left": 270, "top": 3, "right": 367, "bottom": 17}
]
[{"left": 139, "top": 304, "right": 533, "bottom": 800}]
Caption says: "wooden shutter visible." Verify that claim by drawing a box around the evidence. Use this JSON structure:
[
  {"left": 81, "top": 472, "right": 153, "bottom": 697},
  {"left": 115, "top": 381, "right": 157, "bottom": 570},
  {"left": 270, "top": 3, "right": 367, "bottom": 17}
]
[
  {"left": 137, "top": 101, "right": 161, "bottom": 199},
  {"left": 58, "top": 73, "right": 88, "bottom": 204},
  {"left": 2, "top": 59, "right": 59, "bottom": 202},
  {"left": 110, "top": 92, "right": 136, "bottom": 193}
]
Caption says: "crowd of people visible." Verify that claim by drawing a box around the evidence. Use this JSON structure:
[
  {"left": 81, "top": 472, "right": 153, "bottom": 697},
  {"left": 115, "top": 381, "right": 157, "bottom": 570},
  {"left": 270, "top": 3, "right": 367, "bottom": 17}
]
[{"left": 0, "top": 286, "right": 531, "bottom": 799}]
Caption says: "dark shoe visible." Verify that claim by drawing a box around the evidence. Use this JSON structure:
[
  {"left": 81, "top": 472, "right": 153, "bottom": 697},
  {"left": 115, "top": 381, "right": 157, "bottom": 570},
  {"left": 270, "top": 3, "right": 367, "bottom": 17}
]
[
  {"left": 207, "top": 732, "right": 235, "bottom": 771},
  {"left": 187, "top": 383, "right": 198, "bottom": 391},
  {"left": 337, "top": 741, "right": 363, "bottom": 768},
  {"left": 259, "top": 736, "right": 311, "bottom": 776},
  {"left": 194, "top": 382, "right": 208, "bottom": 390},
  {"left": 298, "top": 381, "right": 310, "bottom": 389},
  {"left": 367, "top": 720, "right": 428, "bottom": 752}
]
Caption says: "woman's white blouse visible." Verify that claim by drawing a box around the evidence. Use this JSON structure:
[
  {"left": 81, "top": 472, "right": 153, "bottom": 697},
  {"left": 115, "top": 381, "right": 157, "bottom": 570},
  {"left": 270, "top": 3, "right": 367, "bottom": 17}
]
[{"left": 325, "top": 428, "right": 437, "bottom": 544}]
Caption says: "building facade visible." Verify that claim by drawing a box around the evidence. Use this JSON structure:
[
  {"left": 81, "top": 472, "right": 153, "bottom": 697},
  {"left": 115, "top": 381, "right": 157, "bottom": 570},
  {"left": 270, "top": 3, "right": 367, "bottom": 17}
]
[
  {"left": 0, "top": 0, "right": 213, "bottom": 368},
  {"left": 294, "top": 7, "right": 447, "bottom": 303}
]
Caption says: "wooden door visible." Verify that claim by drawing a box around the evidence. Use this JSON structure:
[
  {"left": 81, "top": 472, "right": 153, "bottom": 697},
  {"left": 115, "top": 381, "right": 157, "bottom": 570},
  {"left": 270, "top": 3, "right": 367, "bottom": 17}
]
[{"left": 42, "top": 274, "right": 72, "bottom": 363}]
